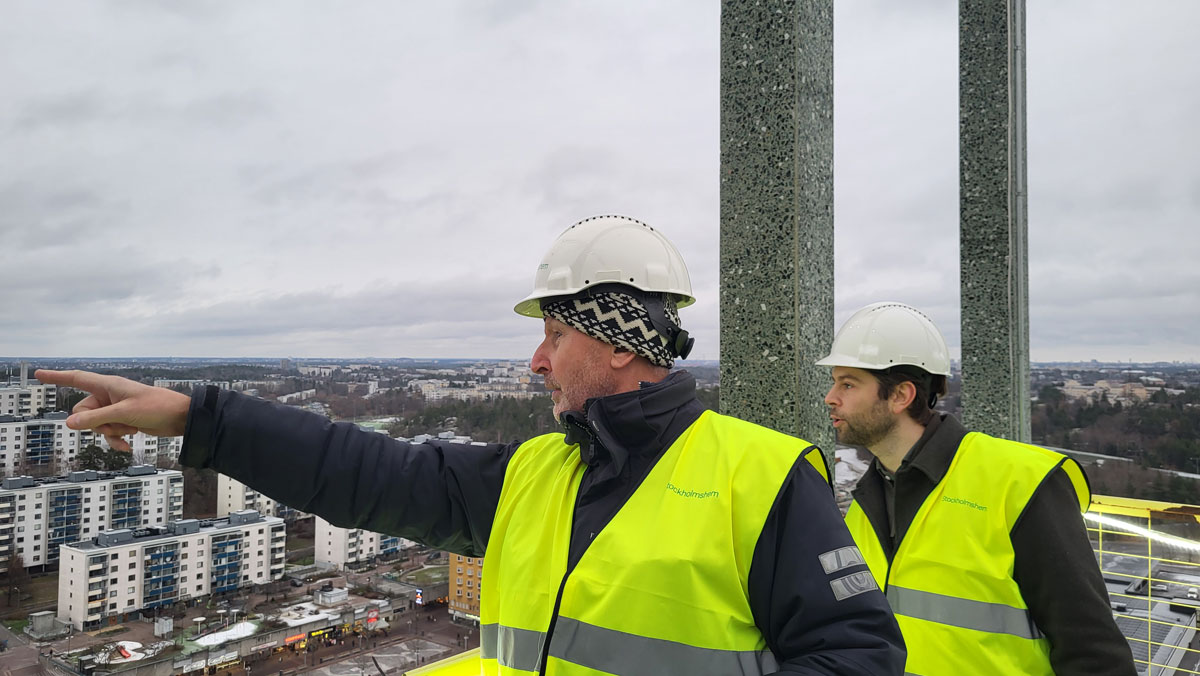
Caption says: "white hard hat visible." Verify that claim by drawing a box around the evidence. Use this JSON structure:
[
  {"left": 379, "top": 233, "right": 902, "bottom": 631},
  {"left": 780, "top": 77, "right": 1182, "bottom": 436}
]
[
  {"left": 513, "top": 215, "right": 695, "bottom": 318},
  {"left": 816, "top": 302, "right": 951, "bottom": 376}
]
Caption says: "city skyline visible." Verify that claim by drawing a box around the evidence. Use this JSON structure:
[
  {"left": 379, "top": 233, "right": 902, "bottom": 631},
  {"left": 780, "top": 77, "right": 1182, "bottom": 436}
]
[{"left": 1, "top": 1, "right": 1197, "bottom": 362}]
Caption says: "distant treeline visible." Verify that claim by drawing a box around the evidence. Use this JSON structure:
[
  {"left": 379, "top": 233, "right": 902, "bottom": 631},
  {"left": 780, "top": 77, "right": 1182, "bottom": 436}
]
[
  {"left": 388, "top": 386, "right": 719, "bottom": 443},
  {"left": 1033, "top": 385, "right": 1200, "bottom": 502}
]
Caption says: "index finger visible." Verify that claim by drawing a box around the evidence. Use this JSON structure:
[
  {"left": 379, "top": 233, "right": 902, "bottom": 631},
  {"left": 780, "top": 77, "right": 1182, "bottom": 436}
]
[{"left": 33, "top": 369, "right": 111, "bottom": 393}]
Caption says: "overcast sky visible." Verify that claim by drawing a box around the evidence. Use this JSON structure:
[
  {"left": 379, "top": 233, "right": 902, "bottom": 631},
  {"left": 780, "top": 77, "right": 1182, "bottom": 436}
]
[{"left": 1, "top": 1, "right": 1196, "bottom": 363}]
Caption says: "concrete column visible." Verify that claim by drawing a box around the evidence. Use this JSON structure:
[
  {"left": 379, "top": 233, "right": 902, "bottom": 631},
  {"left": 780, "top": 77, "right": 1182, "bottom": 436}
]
[
  {"left": 959, "top": 0, "right": 1031, "bottom": 442},
  {"left": 719, "top": 0, "right": 835, "bottom": 462}
]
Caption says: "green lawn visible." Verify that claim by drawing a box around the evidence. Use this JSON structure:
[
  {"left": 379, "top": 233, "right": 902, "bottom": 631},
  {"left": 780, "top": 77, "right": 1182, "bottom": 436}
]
[
  {"left": 3, "top": 619, "right": 28, "bottom": 633},
  {"left": 29, "top": 573, "right": 59, "bottom": 605},
  {"left": 403, "top": 566, "right": 449, "bottom": 585},
  {"left": 286, "top": 536, "right": 314, "bottom": 552}
]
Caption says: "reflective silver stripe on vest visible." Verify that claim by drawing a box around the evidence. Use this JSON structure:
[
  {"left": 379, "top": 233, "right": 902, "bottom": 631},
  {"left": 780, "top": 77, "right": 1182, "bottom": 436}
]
[
  {"left": 480, "top": 623, "right": 546, "bottom": 672},
  {"left": 548, "top": 616, "right": 778, "bottom": 676},
  {"left": 886, "top": 586, "right": 1044, "bottom": 640}
]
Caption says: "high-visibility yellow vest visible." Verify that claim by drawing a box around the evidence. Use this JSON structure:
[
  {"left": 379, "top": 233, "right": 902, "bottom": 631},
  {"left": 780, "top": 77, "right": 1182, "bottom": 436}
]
[
  {"left": 478, "top": 409, "right": 829, "bottom": 676},
  {"left": 845, "top": 432, "right": 1090, "bottom": 676}
]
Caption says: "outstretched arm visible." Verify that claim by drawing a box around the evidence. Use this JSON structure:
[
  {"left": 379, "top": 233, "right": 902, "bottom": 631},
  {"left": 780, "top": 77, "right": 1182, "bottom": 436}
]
[
  {"left": 35, "top": 369, "right": 518, "bottom": 553},
  {"left": 34, "top": 369, "right": 190, "bottom": 450},
  {"left": 181, "top": 385, "right": 519, "bottom": 555}
]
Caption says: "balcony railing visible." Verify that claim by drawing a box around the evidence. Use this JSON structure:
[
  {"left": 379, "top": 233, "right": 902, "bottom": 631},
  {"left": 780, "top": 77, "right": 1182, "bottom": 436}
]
[{"left": 1088, "top": 494, "right": 1200, "bottom": 676}]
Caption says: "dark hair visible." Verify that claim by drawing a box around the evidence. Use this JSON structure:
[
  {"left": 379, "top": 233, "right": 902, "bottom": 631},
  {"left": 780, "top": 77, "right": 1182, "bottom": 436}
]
[{"left": 873, "top": 367, "right": 948, "bottom": 424}]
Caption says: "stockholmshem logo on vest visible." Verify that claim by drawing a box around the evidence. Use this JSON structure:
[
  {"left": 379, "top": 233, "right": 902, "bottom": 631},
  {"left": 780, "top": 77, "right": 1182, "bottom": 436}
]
[
  {"left": 942, "top": 495, "right": 987, "bottom": 511},
  {"left": 666, "top": 482, "right": 719, "bottom": 499}
]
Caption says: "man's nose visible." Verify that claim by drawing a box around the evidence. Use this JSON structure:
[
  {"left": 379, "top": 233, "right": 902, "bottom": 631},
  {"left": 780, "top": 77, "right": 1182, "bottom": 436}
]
[
  {"left": 531, "top": 343, "right": 550, "bottom": 375},
  {"left": 824, "top": 385, "right": 838, "bottom": 407}
]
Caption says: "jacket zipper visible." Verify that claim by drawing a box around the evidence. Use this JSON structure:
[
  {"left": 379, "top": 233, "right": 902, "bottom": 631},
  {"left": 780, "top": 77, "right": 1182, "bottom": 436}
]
[{"left": 538, "top": 570, "right": 573, "bottom": 675}]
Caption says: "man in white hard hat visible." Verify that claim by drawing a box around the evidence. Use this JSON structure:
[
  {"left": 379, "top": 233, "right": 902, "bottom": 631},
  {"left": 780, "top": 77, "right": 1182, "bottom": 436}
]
[
  {"left": 817, "top": 302, "right": 1134, "bottom": 676},
  {"left": 39, "top": 216, "right": 905, "bottom": 675}
]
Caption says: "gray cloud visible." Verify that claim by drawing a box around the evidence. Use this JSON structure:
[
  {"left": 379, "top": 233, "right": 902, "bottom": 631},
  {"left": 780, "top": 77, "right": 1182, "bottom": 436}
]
[{"left": 0, "top": 0, "right": 1195, "bottom": 362}]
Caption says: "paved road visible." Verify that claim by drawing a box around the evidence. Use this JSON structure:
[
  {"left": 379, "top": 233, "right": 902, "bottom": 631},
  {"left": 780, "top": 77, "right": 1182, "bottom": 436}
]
[{"left": 0, "top": 622, "right": 38, "bottom": 676}]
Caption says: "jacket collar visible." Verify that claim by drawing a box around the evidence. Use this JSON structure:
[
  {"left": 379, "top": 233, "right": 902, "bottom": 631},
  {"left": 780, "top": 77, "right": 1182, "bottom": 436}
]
[
  {"left": 559, "top": 370, "right": 699, "bottom": 473},
  {"left": 857, "top": 413, "right": 970, "bottom": 498},
  {"left": 896, "top": 413, "right": 968, "bottom": 485}
]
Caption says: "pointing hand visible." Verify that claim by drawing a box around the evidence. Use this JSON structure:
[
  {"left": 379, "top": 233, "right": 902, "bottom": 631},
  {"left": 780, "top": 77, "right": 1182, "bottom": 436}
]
[{"left": 33, "top": 370, "right": 191, "bottom": 451}]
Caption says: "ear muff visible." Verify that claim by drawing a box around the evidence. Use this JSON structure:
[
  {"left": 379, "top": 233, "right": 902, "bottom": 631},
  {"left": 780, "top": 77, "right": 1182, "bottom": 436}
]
[
  {"left": 675, "top": 330, "right": 695, "bottom": 360},
  {"left": 639, "top": 292, "right": 693, "bottom": 360}
]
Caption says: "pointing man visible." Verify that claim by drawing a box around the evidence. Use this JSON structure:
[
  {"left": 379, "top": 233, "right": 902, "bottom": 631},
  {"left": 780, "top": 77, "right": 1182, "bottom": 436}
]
[
  {"left": 40, "top": 216, "right": 905, "bottom": 675},
  {"left": 818, "top": 302, "right": 1134, "bottom": 675}
]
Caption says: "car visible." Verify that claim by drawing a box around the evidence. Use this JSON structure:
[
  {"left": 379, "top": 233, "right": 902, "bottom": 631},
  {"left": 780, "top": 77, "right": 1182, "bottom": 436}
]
[
  {"left": 290, "top": 578, "right": 304, "bottom": 587},
  {"left": 1187, "top": 587, "right": 1198, "bottom": 600}
]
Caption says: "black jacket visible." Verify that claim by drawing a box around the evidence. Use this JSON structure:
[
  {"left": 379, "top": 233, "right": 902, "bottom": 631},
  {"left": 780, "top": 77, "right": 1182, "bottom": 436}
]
[
  {"left": 181, "top": 371, "right": 905, "bottom": 675},
  {"left": 850, "top": 413, "right": 1136, "bottom": 675}
]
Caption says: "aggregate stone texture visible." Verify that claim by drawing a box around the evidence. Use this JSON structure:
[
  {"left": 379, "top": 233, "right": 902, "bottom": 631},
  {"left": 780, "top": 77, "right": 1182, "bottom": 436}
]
[
  {"left": 959, "top": 0, "right": 1031, "bottom": 442},
  {"left": 719, "top": 0, "right": 835, "bottom": 464}
]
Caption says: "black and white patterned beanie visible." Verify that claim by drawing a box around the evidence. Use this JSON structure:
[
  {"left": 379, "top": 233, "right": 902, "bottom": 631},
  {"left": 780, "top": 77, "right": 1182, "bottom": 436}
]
[{"left": 541, "top": 290, "right": 682, "bottom": 368}]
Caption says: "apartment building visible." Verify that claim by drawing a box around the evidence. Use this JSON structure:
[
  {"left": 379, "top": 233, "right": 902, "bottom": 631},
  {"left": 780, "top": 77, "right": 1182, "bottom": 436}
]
[
  {"left": 314, "top": 517, "right": 402, "bottom": 570},
  {"left": 449, "top": 553, "right": 483, "bottom": 624},
  {"left": 0, "top": 466, "right": 183, "bottom": 573},
  {"left": 0, "top": 382, "right": 57, "bottom": 418},
  {"left": 152, "top": 379, "right": 231, "bottom": 392},
  {"left": 98, "top": 431, "right": 182, "bottom": 468},
  {"left": 57, "top": 510, "right": 286, "bottom": 630},
  {"left": 216, "top": 474, "right": 278, "bottom": 518},
  {"left": 0, "top": 413, "right": 95, "bottom": 477}
]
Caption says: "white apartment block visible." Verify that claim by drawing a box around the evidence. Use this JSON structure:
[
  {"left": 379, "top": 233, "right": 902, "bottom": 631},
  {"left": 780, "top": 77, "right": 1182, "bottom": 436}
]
[
  {"left": 0, "top": 413, "right": 95, "bottom": 478},
  {"left": 0, "top": 382, "right": 57, "bottom": 418},
  {"left": 277, "top": 389, "right": 316, "bottom": 404},
  {"left": 315, "top": 517, "right": 402, "bottom": 570},
  {"left": 58, "top": 510, "right": 286, "bottom": 630},
  {"left": 216, "top": 474, "right": 277, "bottom": 518},
  {"left": 297, "top": 366, "right": 335, "bottom": 377},
  {"left": 152, "top": 379, "right": 231, "bottom": 394},
  {"left": 98, "top": 432, "right": 182, "bottom": 467},
  {"left": 0, "top": 466, "right": 183, "bottom": 573}
]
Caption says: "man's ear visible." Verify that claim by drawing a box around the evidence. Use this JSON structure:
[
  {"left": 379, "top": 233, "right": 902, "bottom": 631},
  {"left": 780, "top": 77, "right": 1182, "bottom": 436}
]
[
  {"left": 890, "top": 380, "right": 917, "bottom": 414},
  {"left": 610, "top": 347, "right": 638, "bottom": 370}
]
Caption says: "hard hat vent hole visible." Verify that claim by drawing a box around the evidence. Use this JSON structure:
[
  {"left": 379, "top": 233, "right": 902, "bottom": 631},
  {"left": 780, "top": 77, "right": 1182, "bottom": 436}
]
[
  {"left": 629, "top": 278, "right": 634, "bottom": 282},
  {"left": 584, "top": 280, "right": 589, "bottom": 284}
]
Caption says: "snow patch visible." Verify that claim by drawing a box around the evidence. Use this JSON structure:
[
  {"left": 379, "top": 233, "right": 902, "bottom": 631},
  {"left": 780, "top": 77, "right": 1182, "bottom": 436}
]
[{"left": 195, "top": 621, "right": 259, "bottom": 646}]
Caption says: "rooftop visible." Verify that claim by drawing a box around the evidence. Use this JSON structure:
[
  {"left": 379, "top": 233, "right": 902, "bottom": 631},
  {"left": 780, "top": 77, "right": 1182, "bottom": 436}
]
[
  {"left": 65, "top": 510, "right": 279, "bottom": 551},
  {"left": 0, "top": 465, "right": 174, "bottom": 491}
]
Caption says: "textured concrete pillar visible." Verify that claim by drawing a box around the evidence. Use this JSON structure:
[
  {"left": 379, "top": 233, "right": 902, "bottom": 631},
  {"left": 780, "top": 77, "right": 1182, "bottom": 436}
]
[
  {"left": 959, "top": 0, "right": 1031, "bottom": 442},
  {"left": 719, "top": 0, "right": 835, "bottom": 462}
]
